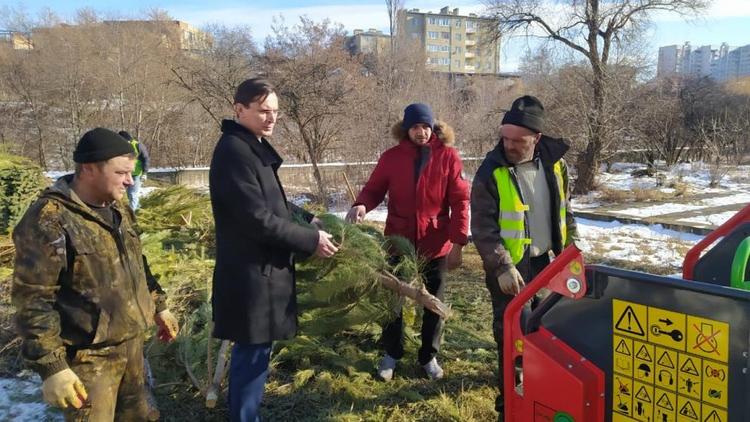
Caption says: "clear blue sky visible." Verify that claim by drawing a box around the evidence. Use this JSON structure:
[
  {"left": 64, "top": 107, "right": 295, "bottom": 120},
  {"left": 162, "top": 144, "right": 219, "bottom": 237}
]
[{"left": 5, "top": 0, "right": 750, "bottom": 72}]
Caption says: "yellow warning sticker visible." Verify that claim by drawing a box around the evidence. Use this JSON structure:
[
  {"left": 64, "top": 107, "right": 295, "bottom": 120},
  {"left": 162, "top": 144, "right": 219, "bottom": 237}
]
[
  {"left": 614, "top": 299, "right": 648, "bottom": 339},
  {"left": 702, "top": 362, "right": 728, "bottom": 408},
  {"left": 686, "top": 316, "right": 729, "bottom": 363},
  {"left": 611, "top": 300, "right": 731, "bottom": 422},
  {"left": 632, "top": 381, "right": 654, "bottom": 422},
  {"left": 655, "top": 347, "right": 678, "bottom": 392},
  {"left": 633, "top": 341, "right": 655, "bottom": 384},
  {"left": 701, "top": 404, "right": 726, "bottom": 422},
  {"left": 655, "top": 388, "right": 677, "bottom": 422},
  {"left": 678, "top": 354, "right": 702, "bottom": 400},
  {"left": 614, "top": 374, "right": 634, "bottom": 417},
  {"left": 648, "top": 306, "right": 687, "bottom": 351},
  {"left": 614, "top": 335, "right": 634, "bottom": 377},
  {"left": 677, "top": 395, "right": 701, "bottom": 421}
]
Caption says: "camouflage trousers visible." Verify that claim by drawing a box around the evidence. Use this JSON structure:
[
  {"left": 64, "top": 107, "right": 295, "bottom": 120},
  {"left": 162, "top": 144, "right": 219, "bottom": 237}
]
[{"left": 63, "top": 335, "right": 151, "bottom": 422}]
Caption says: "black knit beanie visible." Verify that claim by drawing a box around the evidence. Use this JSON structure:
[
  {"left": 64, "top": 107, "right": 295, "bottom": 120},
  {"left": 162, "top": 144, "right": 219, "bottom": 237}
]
[
  {"left": 501, "top": 95, "right": 545, "bottom": 133},
  {"left": 73, "top": 128, "right": 134, "bottom": 163},
  {"left": 402, "top": 103, "right": 434, "bottom": 130}
]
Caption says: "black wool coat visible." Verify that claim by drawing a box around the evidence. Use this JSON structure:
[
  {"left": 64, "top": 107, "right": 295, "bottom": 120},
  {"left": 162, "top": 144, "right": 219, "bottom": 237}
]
[{"left": 209, "top": 119, "right": 319, "bottom": 344}]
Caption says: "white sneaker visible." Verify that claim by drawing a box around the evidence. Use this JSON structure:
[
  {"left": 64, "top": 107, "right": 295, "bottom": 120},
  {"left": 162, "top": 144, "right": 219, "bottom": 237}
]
[
  {"left": 377, "top": 354, "right": 398, "bottom": 381},
  {"left": 422, "top": 357, "right": 444, "bottom": 380}
]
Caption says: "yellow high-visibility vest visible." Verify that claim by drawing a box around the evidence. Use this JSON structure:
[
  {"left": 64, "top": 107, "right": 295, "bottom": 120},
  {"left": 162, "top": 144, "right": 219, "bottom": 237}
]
[
  {"left": 130, "top": 140, "right": 143, "bottom": 176},
  {"left": 492, "top": 161, "right": 567, "bottom": 264}
]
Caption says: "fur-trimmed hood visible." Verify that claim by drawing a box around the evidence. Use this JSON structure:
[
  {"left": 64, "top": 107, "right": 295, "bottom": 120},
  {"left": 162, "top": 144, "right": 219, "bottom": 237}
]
[{"left": 391, "top": 120, "right": 455, "bottom": 146}]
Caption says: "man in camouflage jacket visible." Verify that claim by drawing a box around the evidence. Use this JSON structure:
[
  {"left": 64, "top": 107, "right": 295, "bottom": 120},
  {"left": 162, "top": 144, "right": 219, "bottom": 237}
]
[{"left": 12, "top": 128, "right": 179, "bottom": 421}]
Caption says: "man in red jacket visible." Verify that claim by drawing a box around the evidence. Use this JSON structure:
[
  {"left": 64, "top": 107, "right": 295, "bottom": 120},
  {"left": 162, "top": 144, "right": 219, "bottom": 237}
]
[{"left": 346, "top": 103, "right": 469, "bottom": 381}]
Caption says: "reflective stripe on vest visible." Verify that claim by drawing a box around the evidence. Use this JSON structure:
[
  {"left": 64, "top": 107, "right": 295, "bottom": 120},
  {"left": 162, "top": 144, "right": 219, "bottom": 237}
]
[
  {"left": 492, "top": 161, "right": 567, "bottom": 264},
  {"left": 130, "top": 140, "right": 143, "bottom": 176},
  {"left": 553, "top": 161, "right": 567, "bottom": 247}
]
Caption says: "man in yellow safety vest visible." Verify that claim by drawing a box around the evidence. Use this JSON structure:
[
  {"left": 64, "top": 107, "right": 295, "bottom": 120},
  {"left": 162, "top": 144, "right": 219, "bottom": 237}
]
[{"left": 470, "top": 95, "right": 577, "bottom": 411}]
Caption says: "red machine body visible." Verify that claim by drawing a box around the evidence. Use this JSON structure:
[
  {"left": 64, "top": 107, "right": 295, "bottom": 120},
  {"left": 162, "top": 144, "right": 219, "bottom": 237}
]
[{"left": 503, "top": 246, "right": 606, "bottom": 421}]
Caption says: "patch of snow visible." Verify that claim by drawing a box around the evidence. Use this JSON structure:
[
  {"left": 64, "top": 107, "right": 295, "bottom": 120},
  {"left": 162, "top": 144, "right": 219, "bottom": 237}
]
[
  {"left": 700, "top": 193, "right": 750, "bottom": 207},
  {"left": 612, "top": 203, "right": 705, "bottom": 217},
  {"left": 575, "top": 218, "right": 702, "bottom": 269},
  {"left": 678, "top": 211, "right": 739, "bottom": 227},
  {"left": 44, "top": 171, "right": 70, "bottom": 180},
  {"left": 0, "top": 372, "right": 62, "bottom": 421}
]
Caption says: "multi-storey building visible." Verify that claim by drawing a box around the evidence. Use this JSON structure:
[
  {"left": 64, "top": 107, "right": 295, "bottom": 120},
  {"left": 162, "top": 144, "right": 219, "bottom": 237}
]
[
  {"left": 0, "top": 30, "right": 33, "bottom": 50},
  {"left": 400, "top": 6, "right": 500, "bottom": 75},
  {"left": 346, "top": 28, "right": 391, "bottom": 57},
  {"left": 658, "top": 42, "right": 750, "bottom": 82}
]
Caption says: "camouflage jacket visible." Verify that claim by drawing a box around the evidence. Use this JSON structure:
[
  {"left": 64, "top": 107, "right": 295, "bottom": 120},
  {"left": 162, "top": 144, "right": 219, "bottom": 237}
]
[{"left": 11, "top": 175, "right": 166, "bottom": 379}]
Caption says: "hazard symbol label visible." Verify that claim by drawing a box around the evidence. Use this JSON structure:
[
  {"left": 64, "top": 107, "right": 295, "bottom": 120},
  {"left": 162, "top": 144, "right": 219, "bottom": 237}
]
[
  {"left": 678, "top": 354, "right": 702, "bottom": 400},
  {"left": 633, "top": 381, "right": 654, "bottom": 422},
  {"left": 613, "top": 374, "right": 633, "bottom": 417},
  {"left": 655, "top": 388, "right": 676, "bottom": 422},
  {"left": 614, "top": 299, "right": 647, "bottom": 338},
  {"left": 648, "top": 306, "right": 686, "bottom": 351},
  {"left": 634, "top": 341, "right": 655, "bottom": 384},
  {"left": 614, "top": 335, "right": 634, "bottom": 377},
  {"left": 701, "top": 404, "right": 726, "bottom": 422},
  {"left": 702, "top": 362, "right": 728, "bottom": 408},
  {"left": 655, "top": 347, "right": 677, "bottom": 392},
  {"left": 686, "top": 316, "right": 729, "bottom": 363},
  {"left": 678, "top": 395, "right": 701, "bottom": 421}
]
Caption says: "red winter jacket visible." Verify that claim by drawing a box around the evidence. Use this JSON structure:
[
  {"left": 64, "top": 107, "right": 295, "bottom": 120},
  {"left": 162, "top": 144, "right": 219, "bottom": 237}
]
[{"left": 354, "top": 120, "right": 470, "bottom": 259}]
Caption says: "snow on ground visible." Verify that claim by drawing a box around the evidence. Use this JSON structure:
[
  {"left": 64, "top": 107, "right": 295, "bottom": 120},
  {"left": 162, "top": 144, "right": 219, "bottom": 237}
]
[
  {"left": 0, "top": 372, "right": 62, "bottom": 421},
  {"left": 612, "top": 203, "right": 705, "bottom": 217},
  {"left": 678, "top": 211, "right": 740, "bottom": 227},
  {"left": 575, "top": 218, "right": 702, "bottom": 269}
]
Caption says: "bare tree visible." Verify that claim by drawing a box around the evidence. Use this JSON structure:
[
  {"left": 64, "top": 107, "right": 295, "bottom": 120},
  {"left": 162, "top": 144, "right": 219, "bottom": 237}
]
[
  {"left": 485, "top": 0, "right": 709, "bottom": 193},
  {"left": 385, "top": 0, "right": 405, "bottom": 51},
  {"left": 263, "top": 17, "right": 374, "bottom": 199}
]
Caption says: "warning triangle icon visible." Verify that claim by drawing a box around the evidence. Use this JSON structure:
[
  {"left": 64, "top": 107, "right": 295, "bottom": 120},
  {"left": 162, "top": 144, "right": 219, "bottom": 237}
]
[
  {"left": 615, "top": 339, "right": 632, "bottom": 356},
  {"left": 680, "top": 357, "right": 700, "bottom": 376},
  {"left": 656, "top": 393, "right": 674, "bottom": 411},
  {"left": 679, "top": 401, "right": 699, "bottom": 419},
  {"left": 615, "top": 305, "right": 645, "bottom": 336},
  {"left": 704, "top": 409, "right": 723, "bottom": 422},
  {"left": 636, "top": 344, "right": 653, "bottom": 362},
  {"left": 658, "top": 351, "right": 675, "bottom": 369},
  {"left": 635, "top": 386, "right": 652, "bottom": 403}
]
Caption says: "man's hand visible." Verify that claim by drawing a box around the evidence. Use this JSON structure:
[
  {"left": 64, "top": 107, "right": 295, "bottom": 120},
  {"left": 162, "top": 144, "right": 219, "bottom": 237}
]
[
  {"left": 497, "top": 266, "right": 525, "bottom": 296},
  {"left": 42, "top": 368, "right": 88, "bottom": 409},
  {"left": 445, "top": 243, "right": 463, "bottom": 270},
  {"left": 345, "top": 205, "right": 366, "bottom": 224},
  {"left": 315, "top": 231, "right": 338, "bottom": 258},
  {"left": 155, "top": 309, "right": 179, "bottom": 342}
]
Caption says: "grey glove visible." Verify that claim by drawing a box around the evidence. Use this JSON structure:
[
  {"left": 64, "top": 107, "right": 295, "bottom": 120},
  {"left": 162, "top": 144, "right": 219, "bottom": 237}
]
[{"left": 497, "top": 266, "right": 525, "bottom": 296}]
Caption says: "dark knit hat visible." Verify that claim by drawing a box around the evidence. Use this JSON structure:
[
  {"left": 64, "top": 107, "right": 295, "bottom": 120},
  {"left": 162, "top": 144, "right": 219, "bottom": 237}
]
[
  {"left": 501, "top": 95, "right": 545, "bottom": 133},
  {"left": 402, "top": 103, "right": 434, "bottom": 130},
  {"left": 118, "top": 130, "right": 133, "bottom": 141},
  {"left": 73, "top": 128, "right": 134, "bottom": 163}
]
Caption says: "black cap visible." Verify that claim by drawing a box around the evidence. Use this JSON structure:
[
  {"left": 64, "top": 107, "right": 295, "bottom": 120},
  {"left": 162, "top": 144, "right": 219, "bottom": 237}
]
[
  {"left": 501, "top": 95, "right": 545, "bottom": 133},
  {"left": 73, "top": 128, "right": 134, "bottom": 163}
]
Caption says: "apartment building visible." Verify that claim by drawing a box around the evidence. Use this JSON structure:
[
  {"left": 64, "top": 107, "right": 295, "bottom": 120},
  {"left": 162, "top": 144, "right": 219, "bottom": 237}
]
[
  {"left": 400, "top": 6, "right": 500, "bottom": 75},
  {"left": 658, "top": 41, "right": 750, "bottom": 82},
  {"left": 0, "top": 30, "right": 32, "bottom": 50},
  {"left": 346, "top": 28, "right": 391, "bottom": 56}
]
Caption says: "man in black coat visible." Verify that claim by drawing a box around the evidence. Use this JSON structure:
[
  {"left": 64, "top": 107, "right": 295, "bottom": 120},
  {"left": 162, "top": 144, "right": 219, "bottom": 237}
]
[{"left": 209, "top": 78, "right": 338, "bottom": 422}]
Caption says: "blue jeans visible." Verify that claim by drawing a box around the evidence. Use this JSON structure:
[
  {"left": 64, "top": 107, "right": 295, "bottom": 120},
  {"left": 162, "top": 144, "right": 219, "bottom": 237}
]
[
  {"left": 229, "top": 342, "right": 272, "bottom": 422},
  {"left": 127, "top": 175, "right": 142, "bottom": 210}
]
